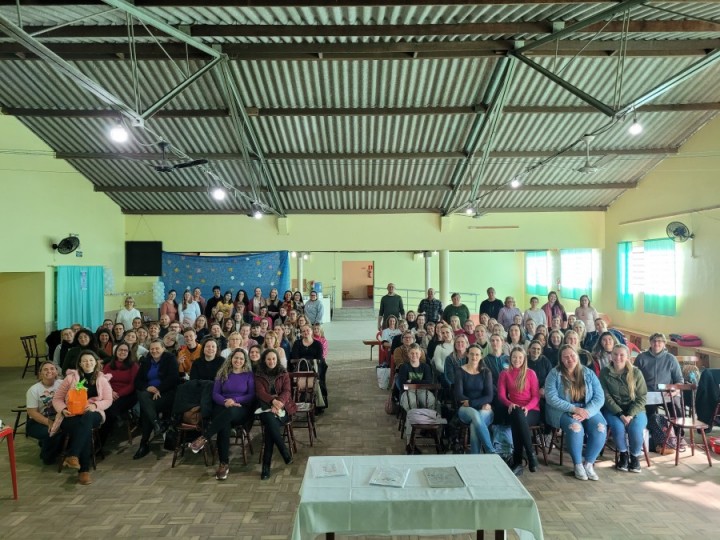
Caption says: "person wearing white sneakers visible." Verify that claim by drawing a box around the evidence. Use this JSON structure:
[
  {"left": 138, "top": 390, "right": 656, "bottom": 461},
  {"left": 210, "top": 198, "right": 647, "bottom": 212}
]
[{"left": 545, "top": 345, "right": 607, "bottom": 481}]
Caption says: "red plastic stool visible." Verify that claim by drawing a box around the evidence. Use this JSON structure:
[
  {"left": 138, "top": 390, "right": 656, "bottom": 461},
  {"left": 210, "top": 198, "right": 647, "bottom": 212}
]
[{"left": 0, "top": 427, "right": 18, "bottom": 499}]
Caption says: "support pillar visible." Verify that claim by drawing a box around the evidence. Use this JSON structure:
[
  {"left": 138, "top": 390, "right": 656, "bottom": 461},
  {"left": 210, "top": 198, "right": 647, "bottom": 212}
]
[
  {"left": 424, "top": 252, "right": 432, "bottom": 292},
  {"left": 439, "top": 250, "right": 450, "bottom": 308},
  {"left": 297, "top": 255, "right": 305, "bottom": 295}
]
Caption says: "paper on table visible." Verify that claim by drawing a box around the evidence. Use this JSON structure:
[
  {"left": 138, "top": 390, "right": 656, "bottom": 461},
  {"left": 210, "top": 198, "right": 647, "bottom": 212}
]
[
  {"left": 423, "top": 466, "right": 465, "bottom": 488},
  {"left": 312, "top": 458, "right": 349, "bottom": 479},
  {"left": 369, "top": 466, "right": 410, "bottom": 488}
]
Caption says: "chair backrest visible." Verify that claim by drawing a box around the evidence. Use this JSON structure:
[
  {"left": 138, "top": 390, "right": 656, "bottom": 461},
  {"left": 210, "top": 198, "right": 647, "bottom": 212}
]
[
  {"left": 402, "top": 383, "right": 441, "bottom": 393},
  {"left": 290, "top": 371, "right": 317, "bottom": 405},
  {"left": 19, "top": 335, "right": 39, "bottom": 358},
  {"left": 658, "top": 383, "right": 697, "bottom": 421}
]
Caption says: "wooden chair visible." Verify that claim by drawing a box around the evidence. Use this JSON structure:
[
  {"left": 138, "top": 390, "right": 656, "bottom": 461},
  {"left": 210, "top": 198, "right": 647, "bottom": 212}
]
[
  {"left": 57, "top": 428, "right": 103, "bottom": 472},
  {"left": 11, "top": 406, "right": 27, "bottom": 437},
  {"left": 401, "top": 383, "right": 443, "bottom": 454},
  {"left": 604, "top": 430, "right": 652, "bottom": 467},
  {"left": 231, "top": 420, "right": 254, "bottom": 465},
  {"left": 20, "top": 335, "right": 48, "bottom": 379},
  {"left": 257, "top": 418, "right": 297, "bottom": 464},
  {"left": 530, "top": 425, "right": 549, "bottom": 466},
  {"left": 398, "top": 383, "right": 440, "bottom": 437},
  {"left": 123, "top": 409, "right": 140, "bottom": 446},
  {"left": 658, "top": 383, "right": 713, "bottom": 466},
  {"left": 172, "top": 418, "right": 215, "bottom": 468},
  {"left": 290, "top": 371, "right": 318, "bottom": 446}
]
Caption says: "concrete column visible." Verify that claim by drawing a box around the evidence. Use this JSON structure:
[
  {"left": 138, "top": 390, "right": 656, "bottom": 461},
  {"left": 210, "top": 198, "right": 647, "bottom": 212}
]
[
  {"left": 424, "top": 251, "right": 432, "bottom": 291},
  {"left": 439, "top": 249, "right": 450, "bottom": 307},
  {"left": 297, "top": 254, "right": 305, "bottom": 294}
]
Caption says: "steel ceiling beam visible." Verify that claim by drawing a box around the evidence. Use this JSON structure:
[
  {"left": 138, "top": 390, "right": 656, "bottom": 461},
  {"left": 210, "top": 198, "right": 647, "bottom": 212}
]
[
  {"left": 509, "top": 52, "right": 617, "bottom": 117},
  {"left": 1, "top": 39, "right": 717, "bottom": 61},
  {"left": 515, "top": 0, "right": 648, "bottom": 54},
  {"left": 441, "top": 56, "right": 516, "bottom": 215},
  {"left": 57, "top": 147, "right": 677, "bottom": 161},
  {"left": 19, "top": 19, "right": 720, "bottom": 39},
  {"left": 140, "top": 55, "right": 224, "bottom": 120},
  {"left": 120, "top": 205, "right": 609, "bottom": 216},
  {"left": 617, "top": 48, "right": 720, "bottom": 117},
  {"left": 0, "top": 1, "right": 639, "bottom": 6},
  {"left": 0, "top": 13, "right": 142, "bottom": 124},
  {"left": 95, "top": 182, "right": 636, "bottom": 193},
  {"left": 100, "top": 0, "right": 221, "bottom": 59},
  {"left": 7, "top": 103, "right": 718, "bottom": 119},
  {"left": 217, "top": 59, "right": 286, "bottom": 216}
]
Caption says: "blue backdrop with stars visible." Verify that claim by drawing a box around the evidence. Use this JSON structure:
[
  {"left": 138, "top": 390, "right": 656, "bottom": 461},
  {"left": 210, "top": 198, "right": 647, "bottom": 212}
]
[{"left": 161, "top": 251, "right": 291, "bottom": 297}]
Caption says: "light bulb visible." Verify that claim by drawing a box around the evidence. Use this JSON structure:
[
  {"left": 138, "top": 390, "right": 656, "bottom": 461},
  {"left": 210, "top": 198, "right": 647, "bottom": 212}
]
[
  {"left": 291, "top": 251, "right": 297, "bottom": 258},
  {"left": 303, "top": 253, "right": 308, "bottom": 260},
  {"left": 465, "top": 207, "right": 474, "bottom": 215},
  {"left": 253, "top": 209, "right": 263, "bottom": 219},
  {"left": 510, "top": 178, "right": 521, "bottom": 189},
  {"left": 628, "top": 120, "right": 643, "bottom": 136},
  {"left": 210, "top": 187, "right": 226, "bottom": 201},
  {"left": 109, "top": 124, "right": 129, "bottom": 143}
]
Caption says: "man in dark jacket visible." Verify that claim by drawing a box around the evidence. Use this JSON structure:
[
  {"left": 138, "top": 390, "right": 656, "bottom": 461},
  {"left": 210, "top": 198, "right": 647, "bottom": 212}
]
[{"left": 479, "top": 287, "right": 503, "bottom": 320}]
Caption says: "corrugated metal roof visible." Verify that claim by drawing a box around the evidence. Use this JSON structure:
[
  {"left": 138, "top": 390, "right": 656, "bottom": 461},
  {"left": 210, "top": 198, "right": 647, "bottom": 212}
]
[{"left": 1, "top": 2, "right": 718, "bottom": 215}]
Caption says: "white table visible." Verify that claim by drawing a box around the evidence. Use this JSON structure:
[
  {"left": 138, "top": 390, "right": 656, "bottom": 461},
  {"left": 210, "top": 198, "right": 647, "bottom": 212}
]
[{"left": 291, "top": 454, "right": 544, "bottom": 540}]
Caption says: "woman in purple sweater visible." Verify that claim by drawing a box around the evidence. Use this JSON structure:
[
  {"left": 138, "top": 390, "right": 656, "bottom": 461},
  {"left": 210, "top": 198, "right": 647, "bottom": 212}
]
[{"left": 188, "top": 348, "right": 255, "bottom": 481}]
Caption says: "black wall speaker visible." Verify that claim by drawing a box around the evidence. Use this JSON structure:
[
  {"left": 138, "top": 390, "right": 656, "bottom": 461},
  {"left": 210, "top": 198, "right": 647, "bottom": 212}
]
[{"left": 125, "top": 241, "right": 162, "bottom": 276}]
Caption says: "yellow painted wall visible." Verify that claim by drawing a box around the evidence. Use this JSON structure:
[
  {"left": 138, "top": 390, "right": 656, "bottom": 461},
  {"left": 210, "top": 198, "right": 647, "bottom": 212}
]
[
  {"left": 0, "top": 115, "right": 126, "bottom": 364},
  {"left": 0, "top": 273, "right": 45, "bottom": 367},
  {"left": 602, "top": 114, "right": 720, "bottom": 351}
]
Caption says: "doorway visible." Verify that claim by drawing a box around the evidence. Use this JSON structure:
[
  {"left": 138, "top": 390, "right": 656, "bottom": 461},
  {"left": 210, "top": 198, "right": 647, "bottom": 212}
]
[{"left": 341, "top": 261, "right": 374, "bottom": 309}]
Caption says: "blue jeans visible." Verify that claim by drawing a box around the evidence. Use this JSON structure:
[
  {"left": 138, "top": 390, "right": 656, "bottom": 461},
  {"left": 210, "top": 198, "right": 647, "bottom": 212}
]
[
  {"left": 604, "top": 411, "right": 647, "bottom": 455},
  {"left": 559, "top": 412, "right": 607, "bottom": 465},
  {"left": 458, "top": 406, "right": 494, "bottom": 454}
]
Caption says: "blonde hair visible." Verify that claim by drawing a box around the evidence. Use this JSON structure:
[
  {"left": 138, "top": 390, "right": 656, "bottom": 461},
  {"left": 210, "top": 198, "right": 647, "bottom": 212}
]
[
  {"left": 510, "top": 346, "right": 529, "bottom": 392},
  {"left": 612, "top": 344, "right": 636, "bottom": 400},
  {"left": 558, "top": 345, "right": 586, "bottom": 402}
]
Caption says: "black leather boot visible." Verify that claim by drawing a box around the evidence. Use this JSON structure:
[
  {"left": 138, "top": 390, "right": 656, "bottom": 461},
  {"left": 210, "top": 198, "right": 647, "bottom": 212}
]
[
  {"left": 261, "top": 465, "right": 271, "bottom": 480},
  {"left": 528, "top": 452, "right": 539, "bottom": 473}
]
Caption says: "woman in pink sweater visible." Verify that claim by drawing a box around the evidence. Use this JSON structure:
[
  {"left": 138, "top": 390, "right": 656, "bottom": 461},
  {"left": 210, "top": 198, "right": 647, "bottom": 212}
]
[{"left": 498, "top": 346, "right": 541, "bottom": 474}]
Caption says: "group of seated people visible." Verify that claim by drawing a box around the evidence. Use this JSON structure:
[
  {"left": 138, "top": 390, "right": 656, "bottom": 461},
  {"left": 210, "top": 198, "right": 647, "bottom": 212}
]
[
  {"left": 26, "top": 287, "right": 329, "bottom": 485},
  {"left": 386, "top": 287, "right": 687, "bottom": 480}
]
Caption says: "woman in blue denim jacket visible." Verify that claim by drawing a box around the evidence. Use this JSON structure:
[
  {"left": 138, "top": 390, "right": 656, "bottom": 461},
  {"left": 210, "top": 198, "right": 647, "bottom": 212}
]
[{"left": 545, "top": 345, "right": 607, "bottom": 481}]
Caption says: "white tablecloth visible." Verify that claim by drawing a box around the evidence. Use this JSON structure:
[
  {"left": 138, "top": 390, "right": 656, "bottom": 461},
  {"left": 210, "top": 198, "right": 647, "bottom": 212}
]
[{"left": 291, "top": 454, "right": 544, "bottom": 540}]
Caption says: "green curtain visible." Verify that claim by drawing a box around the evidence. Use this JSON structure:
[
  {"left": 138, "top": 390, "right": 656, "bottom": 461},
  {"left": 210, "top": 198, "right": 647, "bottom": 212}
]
[
  {"left": 525, "top": 251, "right": 548, "bottom": 295},
  {"left": 560, "top": 248, "right": 592, "bottom": 300},
  {"left": 57, "top": 266, "right": 105, "bottom": 329},
  {"left": 643, "top": 238, "right": 676, "bottom": 316},
  {"left": 616, "top": 242, "right": 634, "bottom": 311}
]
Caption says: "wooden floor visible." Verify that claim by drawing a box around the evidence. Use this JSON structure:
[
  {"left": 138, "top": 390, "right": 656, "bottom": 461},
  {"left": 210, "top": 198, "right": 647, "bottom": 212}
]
[{"left": 1, "top": 336, "right": 719, "bottom": 539}]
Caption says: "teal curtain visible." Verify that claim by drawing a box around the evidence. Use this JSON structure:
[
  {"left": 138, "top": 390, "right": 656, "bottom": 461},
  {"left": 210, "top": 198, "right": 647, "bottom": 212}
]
[
  {"left": 560, "top": 249, "right": 592, "bottom": 300},
  {"left": 57, "top": 266, "right": 105, "bottom": 329},
  {"left": 616, "top": 242, "right": 634, "bottom": 311},
  {"left": 525, "top": 251, "right": 548, "bottom": 295},
  {"left": 643, "top": 238, "right": 676, "bottom": 316}
]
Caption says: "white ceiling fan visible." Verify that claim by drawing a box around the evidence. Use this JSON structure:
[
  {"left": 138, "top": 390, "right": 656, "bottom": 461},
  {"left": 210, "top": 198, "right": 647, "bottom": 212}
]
[{"left": 575, "top": 135, "right": 616, "bottom": 174}]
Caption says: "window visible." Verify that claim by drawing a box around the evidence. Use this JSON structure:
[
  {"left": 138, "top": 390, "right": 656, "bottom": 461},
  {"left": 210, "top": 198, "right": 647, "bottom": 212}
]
[
  {"left": 560, "top": 249, "right": 592, "bottom": 300},
  {"left": 525, "top": 251, "right": 549, "bottom": 296},
  {"left": 643, "top": 238, "right": 676, "bottom": 316},
  {"left": 616, "top": 242, "right": 634, "bottom": 311},
  {"left": 615, "top": 239, "right": 676, "bottom": 316}
]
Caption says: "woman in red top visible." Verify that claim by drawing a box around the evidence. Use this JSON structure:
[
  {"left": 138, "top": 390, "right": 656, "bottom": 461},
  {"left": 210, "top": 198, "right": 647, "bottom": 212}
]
[
  {"left": 100, "top": 342, "right": 140, "bottom": 447},
  {"left": 255, "top": 349, "right": 297, "bottom": 480},
  {"left": 498, "top": 346, "right": 541, "bottom": 473}
]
